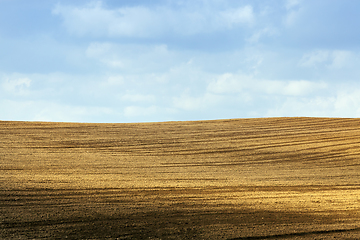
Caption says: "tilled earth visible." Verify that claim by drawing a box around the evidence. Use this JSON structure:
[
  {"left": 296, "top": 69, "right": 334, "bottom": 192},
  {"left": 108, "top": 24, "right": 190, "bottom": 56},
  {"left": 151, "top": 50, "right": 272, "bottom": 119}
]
[{"left": 1, "top": 117, "right": 360, "bottom": 239}]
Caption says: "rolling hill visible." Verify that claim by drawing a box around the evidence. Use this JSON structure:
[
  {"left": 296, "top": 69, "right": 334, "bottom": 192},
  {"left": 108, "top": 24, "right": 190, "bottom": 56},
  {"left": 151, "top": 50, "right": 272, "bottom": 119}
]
[{"left": 1, "top": 117, "right": 360, "bottom": 239}]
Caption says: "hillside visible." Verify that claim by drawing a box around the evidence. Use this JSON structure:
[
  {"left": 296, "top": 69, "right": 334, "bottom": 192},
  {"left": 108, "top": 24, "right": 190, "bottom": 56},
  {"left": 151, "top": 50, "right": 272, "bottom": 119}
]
[{"left": 1, "top": 117, "right": 360, "bottom": 239}]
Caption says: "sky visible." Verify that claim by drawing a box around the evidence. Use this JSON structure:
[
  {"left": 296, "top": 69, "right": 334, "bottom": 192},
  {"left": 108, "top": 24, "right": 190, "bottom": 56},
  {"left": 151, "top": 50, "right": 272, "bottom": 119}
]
[{"left": 1, "top": 0, "right": 360, "bottom": 123}]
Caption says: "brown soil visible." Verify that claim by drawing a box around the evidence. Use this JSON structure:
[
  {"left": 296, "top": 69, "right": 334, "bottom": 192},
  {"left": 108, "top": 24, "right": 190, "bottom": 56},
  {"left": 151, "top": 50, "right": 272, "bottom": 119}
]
[{"left": 1, "top": 117, "right": 360, "bottom": 239}]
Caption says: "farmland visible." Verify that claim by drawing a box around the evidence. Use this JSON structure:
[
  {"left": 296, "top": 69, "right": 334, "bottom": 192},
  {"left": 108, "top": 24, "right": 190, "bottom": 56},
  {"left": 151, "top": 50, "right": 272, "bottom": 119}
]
[{"left": 1, "top": 117, "right": 360, "bottom": 239}]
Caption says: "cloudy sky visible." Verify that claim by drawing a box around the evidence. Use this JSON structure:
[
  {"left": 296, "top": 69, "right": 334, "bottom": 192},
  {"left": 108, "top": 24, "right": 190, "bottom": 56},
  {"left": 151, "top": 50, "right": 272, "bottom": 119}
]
[{"left": 1, "top": 0, "right": 360, "bottom": 123}]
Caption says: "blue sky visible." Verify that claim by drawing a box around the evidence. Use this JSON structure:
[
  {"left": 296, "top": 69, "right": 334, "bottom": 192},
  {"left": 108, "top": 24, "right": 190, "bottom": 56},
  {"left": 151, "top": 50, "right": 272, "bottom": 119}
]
[{"left": 1, "top": 0, "right": 360, "bottom": 122}]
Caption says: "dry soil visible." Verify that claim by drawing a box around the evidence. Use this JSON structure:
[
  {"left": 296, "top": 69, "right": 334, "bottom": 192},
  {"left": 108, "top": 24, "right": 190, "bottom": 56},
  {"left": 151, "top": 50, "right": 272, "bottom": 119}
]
[{"left": 1, "top": 117, "right": 360, "bottom": 239}]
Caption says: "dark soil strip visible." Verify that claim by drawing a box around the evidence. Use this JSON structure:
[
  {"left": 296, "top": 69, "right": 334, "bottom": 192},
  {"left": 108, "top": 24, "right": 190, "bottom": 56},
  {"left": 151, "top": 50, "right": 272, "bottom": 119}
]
[{"left": 229, "top": 227, "right": 360, "bottom": 239}]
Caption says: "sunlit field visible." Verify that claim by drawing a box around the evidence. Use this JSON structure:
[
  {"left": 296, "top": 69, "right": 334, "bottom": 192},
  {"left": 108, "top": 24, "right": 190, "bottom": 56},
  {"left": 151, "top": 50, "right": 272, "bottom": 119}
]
[{"left": 1, "top": 117, "right": 360, "bottom": 239}]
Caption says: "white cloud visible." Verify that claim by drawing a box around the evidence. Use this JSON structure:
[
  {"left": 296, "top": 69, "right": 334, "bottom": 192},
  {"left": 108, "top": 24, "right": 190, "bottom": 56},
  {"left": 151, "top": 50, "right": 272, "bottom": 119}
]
[
  {"left": 103, "top": 60, "right": 125, "bottom": 69},
  {"left": 53, "top": 1, "right": 151, "bottom": 38},
  {"left": 330, "top": 50, "right": 353, "bottom": 69},
  {"left": 2, "top": 77, "right": 31, "bottom": 96},
  {"left": 265, "top": 97, "right": 334, "bottom": 117},
  {"left": 122, "top": 93, "right": 156, "bottom": 102},
  {"left": 284, "top": 0, "right": 302, "bottom": 27},
  {"left": 247, "top": 27, "right": 277, "bottom": 43},
  {"left": 284, "top": 10, "right": 300, "bottom": 27},
  {"left": 86, "top": 42, "right": 126, "bottom": 69},
  {"left": 172, "top": 93, "right": 221, "bottom": 111},
  {"left": 104, "top": 75, "right": 124, "bottom": 86},
  {"left": 299, "top": 50, "right": 354, "bottom": 69},
  {"left": 283, "top": 80, "right": 323, "bottom": 96},
  {"left": 33, "top": 104, "right": 115, "bottom": 122},
  {"left": 285, "top": 0, "right": 301, "bottom": 10},
  {"left": 264, "top": 86, "right": 360, "bottom": 118},
  {"left": 299, "top": 50, "right": 330, "bottom": 67},
  {"left": 0, "top": 99, "right": 115, "bottom": 122},
  {"left": 207, "top": 73, "right": 250, "bottom": 94},
  {"left": 86, "top": 42, "right": 176, "bottom": 72},
  {"left": 85, "top": 42, "right": 112, "bottom": 57},
  {"left": 124, "top": 105, "right": 158, "bottom": 117},
  {"left": 260, "top": 80, "right": 327, "bottom": 96},
  {"left": 220, "top": 5, "right": 254, "bottom": 28},
  {"left": 53, "top": 1, "right": 254, "bottom": 38},
  {"left": 334, "top": 90, "right": 360, "bottom": 117},
  {"left": 207, "top": 73, "right": 326, "bottom": 97}
]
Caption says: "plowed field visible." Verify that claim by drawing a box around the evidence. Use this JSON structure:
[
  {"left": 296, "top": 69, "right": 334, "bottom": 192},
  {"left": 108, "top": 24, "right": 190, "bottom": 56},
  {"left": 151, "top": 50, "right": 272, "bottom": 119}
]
[{"left": 1, "top": 117, "right": 360, "bottom": 239}]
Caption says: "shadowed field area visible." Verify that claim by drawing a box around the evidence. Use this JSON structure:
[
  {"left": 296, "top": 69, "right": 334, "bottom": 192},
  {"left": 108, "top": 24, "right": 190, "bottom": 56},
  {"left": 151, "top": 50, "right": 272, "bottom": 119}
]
[{"left": 1, "top": 117, "right": 360, "bottom": 239}]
